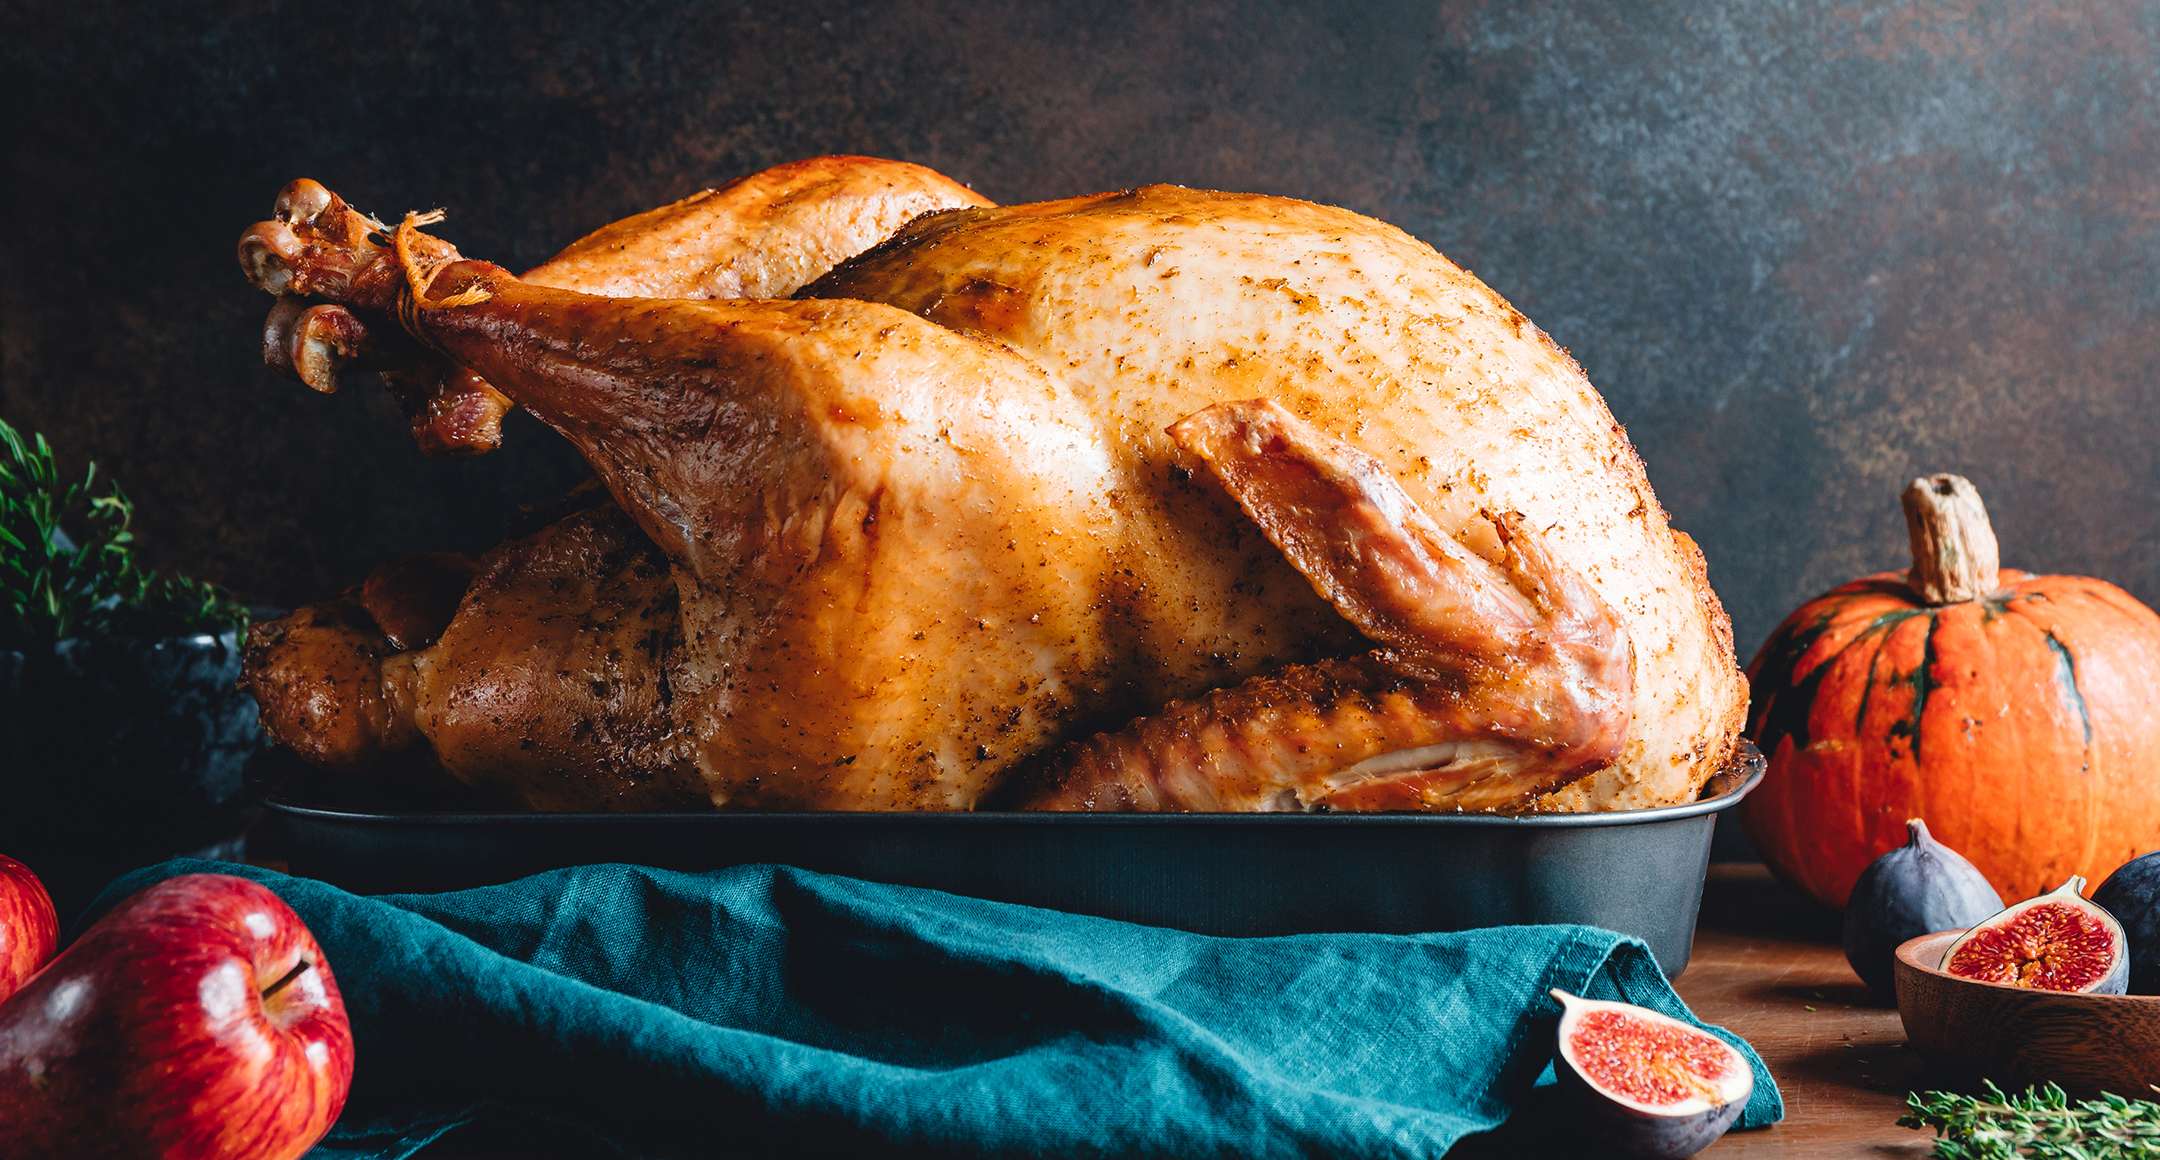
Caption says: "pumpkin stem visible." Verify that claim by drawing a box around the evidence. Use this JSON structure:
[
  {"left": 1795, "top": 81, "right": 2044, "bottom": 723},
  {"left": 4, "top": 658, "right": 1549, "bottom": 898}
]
[{"left": 1901, "top": 474, "right": 2000, "bottom": 605}]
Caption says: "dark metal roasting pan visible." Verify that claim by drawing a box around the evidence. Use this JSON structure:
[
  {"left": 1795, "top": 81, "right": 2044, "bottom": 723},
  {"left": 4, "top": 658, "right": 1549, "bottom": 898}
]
[{"left": 254, "top": 741, "right": 1764, "bottom": 977}]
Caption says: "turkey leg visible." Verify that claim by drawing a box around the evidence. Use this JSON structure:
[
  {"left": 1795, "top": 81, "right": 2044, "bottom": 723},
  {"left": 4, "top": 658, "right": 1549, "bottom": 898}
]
[
  {"left": 241, "top": 188, "right": 1116, "bottom": 810},
  {"left": 240, "top": 188, "right": 1000, "bottom": 572},
  {"left": 1015, "top": 399, "right": 1632, "bottom": 811},
  {"left": 248, "top": 159, "right": 991, "bottom": 456}
]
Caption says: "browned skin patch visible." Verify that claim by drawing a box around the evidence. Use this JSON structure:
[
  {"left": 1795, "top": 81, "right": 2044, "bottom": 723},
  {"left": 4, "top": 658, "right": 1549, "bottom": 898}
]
[{"left": 240, "top": 597, "right": 412, "bottom": 771}]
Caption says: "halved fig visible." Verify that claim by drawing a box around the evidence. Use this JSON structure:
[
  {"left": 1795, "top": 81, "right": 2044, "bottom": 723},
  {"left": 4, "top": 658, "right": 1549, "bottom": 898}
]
[
  {"left": 1550, "top": 989, "right": 1753, "bottom": 1159},
  {"left": 1938, "top": 876, "right": 2128, "bottom": 994},
  {"left": 1842, "top": 818, "right": 2002, "bottom": 997}
]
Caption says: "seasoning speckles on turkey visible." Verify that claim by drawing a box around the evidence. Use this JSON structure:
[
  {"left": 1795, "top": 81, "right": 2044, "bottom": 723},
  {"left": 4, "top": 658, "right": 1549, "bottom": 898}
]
[{"left": 234, "top": 155, "right": 1745, "bottom": 814}]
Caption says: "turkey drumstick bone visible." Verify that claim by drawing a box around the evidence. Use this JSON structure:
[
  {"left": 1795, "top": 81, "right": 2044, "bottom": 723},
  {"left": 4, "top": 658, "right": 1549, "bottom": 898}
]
[
  {"left": 244, "top": 181, "right": 516, "bottom": 457},
  {"left": 237, "top": 184, "right": 1631, "bottom": 811},
  {"left": 250, "top": 161, "right": 994, "bottom": 456}
]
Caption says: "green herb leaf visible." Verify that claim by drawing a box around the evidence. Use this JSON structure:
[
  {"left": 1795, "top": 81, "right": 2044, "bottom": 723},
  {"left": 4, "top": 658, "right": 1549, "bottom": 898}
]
[
  {"left": 1900, "top": 1081, "right": 2160, "bottom": 1159},
  {"left": 0, "top": 417, "right": 249, "bottom": 648}
]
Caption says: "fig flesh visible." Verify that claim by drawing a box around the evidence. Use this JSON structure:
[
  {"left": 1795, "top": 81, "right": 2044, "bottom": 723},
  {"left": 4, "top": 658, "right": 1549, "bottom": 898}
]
[
  {"left": 1549, "top": 989, "right": 1753, "bottom": 1159},
  {"left": 1939, "top": 876, "right": 2128, "bottom": 994},
  {"left": 1842, "top": 818, "right": 2001, "bottom": 996},
  {"left": 2093, "top": 851, "right": 2160, "bottom": 995}
]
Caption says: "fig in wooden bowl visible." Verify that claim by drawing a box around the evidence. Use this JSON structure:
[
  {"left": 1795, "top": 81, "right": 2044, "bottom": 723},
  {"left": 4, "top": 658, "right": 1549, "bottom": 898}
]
[
  {"left": 1938, "top": 877, "right": 2127, "bottom": 995},
  {"left": 1895, "top": 930, "right": 2160, "bottom": 1097}
]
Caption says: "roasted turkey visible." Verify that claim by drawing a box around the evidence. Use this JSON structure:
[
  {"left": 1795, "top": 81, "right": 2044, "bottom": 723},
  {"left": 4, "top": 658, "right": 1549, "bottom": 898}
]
[{"left": 235, "top": 155, "right": 1744, "bottom": 813}]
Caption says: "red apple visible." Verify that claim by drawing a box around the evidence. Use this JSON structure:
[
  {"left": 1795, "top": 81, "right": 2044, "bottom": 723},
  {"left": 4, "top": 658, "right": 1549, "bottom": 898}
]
[
  {"left": 0, "top": 854, "right": 58, "bottom": 1004},
  {"left": 0, "top": 873, "right": 353, "bottom": 1160}
]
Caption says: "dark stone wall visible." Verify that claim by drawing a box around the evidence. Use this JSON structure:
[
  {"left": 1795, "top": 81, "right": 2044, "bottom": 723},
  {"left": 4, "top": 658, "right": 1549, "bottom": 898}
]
[{"left": 5, "top": 1, "right": 2157, "bottom": 663}]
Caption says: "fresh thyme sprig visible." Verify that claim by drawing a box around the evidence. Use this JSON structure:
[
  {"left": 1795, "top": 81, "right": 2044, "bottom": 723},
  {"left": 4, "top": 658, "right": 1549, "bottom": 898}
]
[
  {"left": 0, "top": 417, "right": 248, "bottom": 648},
  {"left": 1900, "top": 1082, "right": 2160, "bottom": 1159}
]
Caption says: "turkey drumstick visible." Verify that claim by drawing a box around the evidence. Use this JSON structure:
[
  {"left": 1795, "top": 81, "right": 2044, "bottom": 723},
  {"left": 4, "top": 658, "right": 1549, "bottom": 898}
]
[
  {"left": 242, "top": 189, "right": 1117, "bottom": 810},
  {"left": 246, "top": 158, "right": 992, "bottom": 456}
]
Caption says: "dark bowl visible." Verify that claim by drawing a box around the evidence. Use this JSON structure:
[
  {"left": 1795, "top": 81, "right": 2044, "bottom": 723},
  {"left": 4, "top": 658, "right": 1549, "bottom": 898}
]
[
  {"left": 0, "top": 631, "right": 260, "bottom": 921},
  {"left": 256, "top": 741, "right": 1763, "bottom": 977}
]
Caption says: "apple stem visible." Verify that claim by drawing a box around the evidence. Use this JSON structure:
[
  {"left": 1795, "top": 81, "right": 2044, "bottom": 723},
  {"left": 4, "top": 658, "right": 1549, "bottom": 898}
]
[{"left": 261, "top": 958, "right": 313, "bottom": 1001}]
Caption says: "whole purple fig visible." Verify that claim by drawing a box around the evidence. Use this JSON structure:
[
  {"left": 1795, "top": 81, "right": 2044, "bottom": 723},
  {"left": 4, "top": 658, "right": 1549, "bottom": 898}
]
[
  {"left": 1842, "top": 818, "right": 2001, "bottom": 995},
  {"left": 2093, "top": 851, "right": 2160, "bottom": 994}
]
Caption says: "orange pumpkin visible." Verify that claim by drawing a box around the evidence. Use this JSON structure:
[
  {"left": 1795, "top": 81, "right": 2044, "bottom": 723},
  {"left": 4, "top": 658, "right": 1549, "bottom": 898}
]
[{"left": 1741, "top": 474, "right": 2160, "bottom": 910}]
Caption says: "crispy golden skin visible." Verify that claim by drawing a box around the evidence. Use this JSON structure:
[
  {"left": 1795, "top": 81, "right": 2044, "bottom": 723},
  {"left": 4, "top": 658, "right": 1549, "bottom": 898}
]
[{"left": 238, "top": 160, "right": 1744, "bottom": 812}]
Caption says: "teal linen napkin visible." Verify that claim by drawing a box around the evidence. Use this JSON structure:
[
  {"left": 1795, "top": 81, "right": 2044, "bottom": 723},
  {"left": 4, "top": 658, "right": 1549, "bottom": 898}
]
[{"left": 84, "top": 859, "right": 1781, "bottom": 1159}]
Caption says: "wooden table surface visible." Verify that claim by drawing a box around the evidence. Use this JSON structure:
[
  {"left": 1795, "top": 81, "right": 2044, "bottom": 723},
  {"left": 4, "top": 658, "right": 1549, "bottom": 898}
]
[
  {"left": 1679, "top": 863, "right": 1937, "bottom": 1157},
  {"left": 418, "top": 863, "right": 1946, "bottom": 1158}
]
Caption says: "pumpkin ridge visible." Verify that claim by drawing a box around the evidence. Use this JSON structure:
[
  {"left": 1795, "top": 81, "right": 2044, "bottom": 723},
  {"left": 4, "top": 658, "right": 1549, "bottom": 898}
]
[
  {"left": 2006, "top": 603, "right": 2107, "bottom": 881},
  {"left": 1852, "top": 622, "right": 1892, "bottom": 742},
  {"left": 2041, "top": 628, "right": 2094, "bottom": 757},
  {"left": 1750, "top": 606, "right": 1896, "bottom": 756},
  {"left": 1744, "top": 611, "right": 1840, "bottom": 742},
  {"left": 2075, "top": 580, "right": 2160, "bottom": 626},
  {"left": 1881, "top": 609, "right": 1940, "bottom": 764},
  {"left": 1754, "top": 605, "right": 1928, "bottom": 760}
]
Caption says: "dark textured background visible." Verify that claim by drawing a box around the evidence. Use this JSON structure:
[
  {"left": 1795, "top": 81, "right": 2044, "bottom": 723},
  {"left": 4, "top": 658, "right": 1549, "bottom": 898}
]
[{"left": 4, "top": 0, "right": 2156, "bottom": 666}]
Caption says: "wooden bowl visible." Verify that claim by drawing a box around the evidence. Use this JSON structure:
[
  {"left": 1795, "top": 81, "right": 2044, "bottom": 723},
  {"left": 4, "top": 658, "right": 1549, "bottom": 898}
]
[{"left": 1895, "top": 930, "right": 2160, "bottom": 1096}]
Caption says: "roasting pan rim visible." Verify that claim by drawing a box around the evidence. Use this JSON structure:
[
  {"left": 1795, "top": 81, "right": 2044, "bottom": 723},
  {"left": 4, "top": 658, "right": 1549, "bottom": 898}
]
[
  {"left": 254, "top": 740, "right": 1764, "bottom": 830},
  {"left": 252, "top": 743, "right": 1762, "bottom": 973}
]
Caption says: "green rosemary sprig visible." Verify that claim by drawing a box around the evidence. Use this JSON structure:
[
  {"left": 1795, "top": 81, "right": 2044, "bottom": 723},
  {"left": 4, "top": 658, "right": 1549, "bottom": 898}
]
[
  {"left": 0, "top": 417, "right": 248, "bottom": 648},
  {"left": 1900, "top": 1082, "right": 2160, "bottom": 1159}
]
